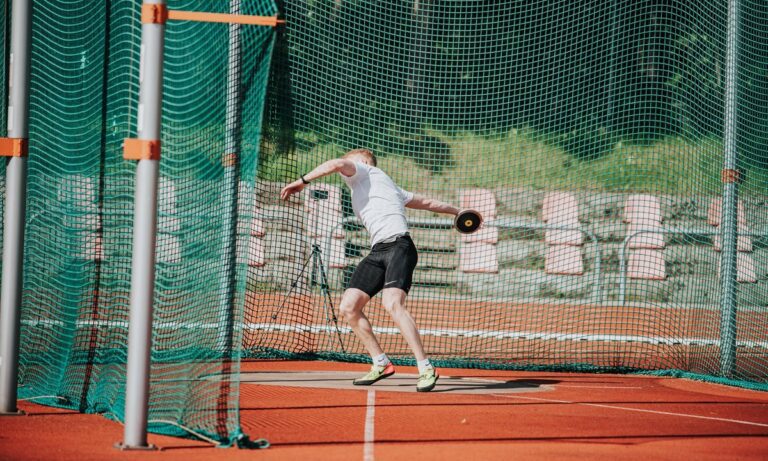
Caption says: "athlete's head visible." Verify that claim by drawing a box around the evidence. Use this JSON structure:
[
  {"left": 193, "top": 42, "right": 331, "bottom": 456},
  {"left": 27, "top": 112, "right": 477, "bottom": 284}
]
[{"left": 344, "top": 148, "right": 377, "bottom": 167}]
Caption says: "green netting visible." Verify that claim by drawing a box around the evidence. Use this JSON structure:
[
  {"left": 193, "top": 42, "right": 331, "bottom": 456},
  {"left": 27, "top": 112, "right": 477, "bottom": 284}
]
[
  {"left": 248, "top": 0, "right": 768, "bottom": 390},
  {"left": 17, "top": 0, "right": 276, "bottom": 445},
  {"left": 9, "top": 0, "right": 768, "bottom": 451}
]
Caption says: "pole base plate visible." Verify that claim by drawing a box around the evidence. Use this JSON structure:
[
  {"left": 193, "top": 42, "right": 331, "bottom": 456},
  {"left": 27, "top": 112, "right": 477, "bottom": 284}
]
[
  {"left": 0, "top": 409, "right": 26, "bottom": 416},
  {"left": 114, "top": 442, "right": 157, "bottom": 451}
]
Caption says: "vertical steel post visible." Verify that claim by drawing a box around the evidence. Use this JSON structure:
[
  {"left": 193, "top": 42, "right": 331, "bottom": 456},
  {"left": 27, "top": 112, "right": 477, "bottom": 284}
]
[
  {"left": 718, "top": 0, "right": 742, "bottom": 378},
  {"left": 0, "top": 0, "right": 31, "bottom": 415},
  {"left": 216, "top": 0, "right": 242, "bottom": 353},
  {"left": 210, "top": 1, "right": 244, "bottom": 440},
  {"left": 119, "top": 0, "right": 165, "bottom": 449}
]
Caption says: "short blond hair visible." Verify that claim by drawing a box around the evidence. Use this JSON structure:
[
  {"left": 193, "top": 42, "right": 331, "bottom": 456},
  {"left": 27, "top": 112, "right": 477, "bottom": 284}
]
[{"left": 344, "top": 148, "right": 377, "bottom": 167}]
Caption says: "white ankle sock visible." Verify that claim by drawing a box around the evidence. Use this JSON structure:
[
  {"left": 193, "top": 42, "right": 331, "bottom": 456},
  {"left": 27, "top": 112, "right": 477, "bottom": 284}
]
[
  {"left": 417, "top": 358, "right": 433, "bottom": 374},
  {"left": 373, "top": 353, "right": 390, "bottom": 367}
]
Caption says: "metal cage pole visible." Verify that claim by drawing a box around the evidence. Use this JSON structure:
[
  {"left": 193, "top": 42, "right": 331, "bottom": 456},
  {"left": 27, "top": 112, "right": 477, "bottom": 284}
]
[
  {"left": 209, "top": 3, "right": 244, "bottom": 441},
  {"left": 0, "top": 0, "right": 31, "bottom": 416},
  {"left": 718, "top": 0, "right": 742, "bottom": 378},
  {"left": 118, "top": 0, "right": 166, "bottom": 450},
  {"left": 216, "top": 0, "right": 242, "bottom": 353}
]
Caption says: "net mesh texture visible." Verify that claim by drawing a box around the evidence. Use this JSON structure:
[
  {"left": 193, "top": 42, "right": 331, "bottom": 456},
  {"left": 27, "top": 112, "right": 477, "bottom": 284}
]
[
  {"left": 16, "top": 0, "right": 277, "bottom": 445},
  {"left": 248, "top": 0, "right": 768, "bottom": 391},
  {"left": 8, "top": 0, "right": 768, "bottom": 449}
]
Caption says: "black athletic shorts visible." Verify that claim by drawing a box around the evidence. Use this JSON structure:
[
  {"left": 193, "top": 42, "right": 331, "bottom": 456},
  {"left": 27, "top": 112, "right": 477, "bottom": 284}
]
[{"left": 347, "top": 234, "right": 419, "bottom": 297}]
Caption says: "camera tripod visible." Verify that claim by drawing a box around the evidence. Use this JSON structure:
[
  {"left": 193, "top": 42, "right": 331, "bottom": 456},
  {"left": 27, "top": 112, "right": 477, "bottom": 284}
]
[{"left": 271, "top": 241, "right": 346, "bottom": 353}]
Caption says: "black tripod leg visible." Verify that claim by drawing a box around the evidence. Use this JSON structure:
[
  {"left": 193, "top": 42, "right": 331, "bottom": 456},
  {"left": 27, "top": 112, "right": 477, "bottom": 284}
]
[
  {"left": 314, "top": 247, "right": 347, "bottom": 353},
  {"left": 269, "top": 250, "right": 314, "bottom": 322}
]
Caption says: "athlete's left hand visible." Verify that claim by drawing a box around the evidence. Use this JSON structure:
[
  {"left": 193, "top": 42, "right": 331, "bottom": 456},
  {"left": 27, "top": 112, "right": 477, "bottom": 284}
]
[{"left": 280, "top": 180, "right": 305, "bottom": 200}]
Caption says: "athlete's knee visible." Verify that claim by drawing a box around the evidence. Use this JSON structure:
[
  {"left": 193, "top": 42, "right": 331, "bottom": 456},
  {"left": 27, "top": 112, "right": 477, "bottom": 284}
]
[
  {"left": 339, "top": 290, "right": 366, "bottom": 321},
  {"left": 382, "top": 297, "right": 405, "bottom": 315},
  {"left": 382, "top": 288, "right": 407, "bottom": 314},
  {"left": 339, "top": 303, "right": 359, "bottom": 322}
]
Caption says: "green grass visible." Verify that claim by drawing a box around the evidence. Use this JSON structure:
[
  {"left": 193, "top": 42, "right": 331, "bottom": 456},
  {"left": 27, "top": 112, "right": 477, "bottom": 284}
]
[{"left": 259, "top": 131, "right": 767, "bottom": 197}]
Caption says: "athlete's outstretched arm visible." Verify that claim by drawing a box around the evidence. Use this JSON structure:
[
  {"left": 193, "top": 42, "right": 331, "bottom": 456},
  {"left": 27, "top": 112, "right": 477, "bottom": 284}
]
[
  {"left": 405, "top": 194, "right": 460, "bottom": 216},
  {"left": 280, "top": 159, "right": 357, "bottom": 200}
]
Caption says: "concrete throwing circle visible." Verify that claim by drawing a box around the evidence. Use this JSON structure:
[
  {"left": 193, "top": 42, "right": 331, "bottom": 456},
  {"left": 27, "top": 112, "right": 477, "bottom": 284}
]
[{"left": 240, "top": 371, "right": 555, "bottom": 394}]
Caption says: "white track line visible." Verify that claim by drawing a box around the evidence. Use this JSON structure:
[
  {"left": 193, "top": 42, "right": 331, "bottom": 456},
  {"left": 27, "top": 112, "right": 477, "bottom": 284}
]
[
  {"left": 459, "top": 377, "right": 639, "bottom": 391},
  {"left": 493, "top": 394, "right": 768, "bottom": 428},
  {"left": 21, "top": 319, "right": 768, "bottom": 349},
  {"left": 555, "top": 385, "right": 644, "bottom": 389},
  {"left": 363, "top": 390, "right": 376, "bottom": 461}
]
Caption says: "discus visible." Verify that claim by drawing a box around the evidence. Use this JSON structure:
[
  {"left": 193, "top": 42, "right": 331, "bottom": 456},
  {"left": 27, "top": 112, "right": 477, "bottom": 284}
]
[{"left": 455, "top": 209, "right": 483, "bottom": 234}]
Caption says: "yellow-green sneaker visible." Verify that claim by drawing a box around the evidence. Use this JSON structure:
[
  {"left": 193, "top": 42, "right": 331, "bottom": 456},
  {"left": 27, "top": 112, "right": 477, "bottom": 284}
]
[
  {"left": 416, "top": 367, "right": 439, "bottom": 392},
  {"left": 353, "top": 363, "right": 395, "bottom": 386}
]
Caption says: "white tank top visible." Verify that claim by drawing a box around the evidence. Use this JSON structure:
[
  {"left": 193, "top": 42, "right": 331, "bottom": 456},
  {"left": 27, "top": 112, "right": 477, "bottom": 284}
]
[{"left": 341, "top": 162, "right": 413, "bottom": 247}]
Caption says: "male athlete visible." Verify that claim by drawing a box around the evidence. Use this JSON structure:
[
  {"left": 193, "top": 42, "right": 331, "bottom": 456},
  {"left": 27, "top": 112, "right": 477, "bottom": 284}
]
[{"left": 280, "top": 148, "right": 459, "bottom": 392}]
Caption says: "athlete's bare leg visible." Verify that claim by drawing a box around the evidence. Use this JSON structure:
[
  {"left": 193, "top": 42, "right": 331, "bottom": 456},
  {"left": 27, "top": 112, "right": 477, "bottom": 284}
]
[
  {"left": 339, "top": 288, "right": 385, "bottom": 358},
  {"left": 381, "top": 287, "right": 426, "bottom": 362}
]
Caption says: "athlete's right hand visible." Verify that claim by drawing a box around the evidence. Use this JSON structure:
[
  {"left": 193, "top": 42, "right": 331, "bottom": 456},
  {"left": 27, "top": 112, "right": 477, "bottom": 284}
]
[{"left": 280, "top": 180, "right": 305, "bottom": 200}]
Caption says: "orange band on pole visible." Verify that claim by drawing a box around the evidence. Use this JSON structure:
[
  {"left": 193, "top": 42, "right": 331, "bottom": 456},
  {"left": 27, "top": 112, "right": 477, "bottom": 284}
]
[
  {"left": 0, "top": 137, "right": 28, "bottom": 157},
  {"left": 124, "top": 138, "right": 161, "bottom": 161},
  {"left": 721, "top": 168, "right": 741, "bottom": 184},
  {"left": 141, "top": 3, "right": 169, "bottom": 24},
  {"left": 222, "top": 152, "right": 238, "bottom": 167},
  {"left": 167, "top": 10, "right": 284, "bottom": 27}
]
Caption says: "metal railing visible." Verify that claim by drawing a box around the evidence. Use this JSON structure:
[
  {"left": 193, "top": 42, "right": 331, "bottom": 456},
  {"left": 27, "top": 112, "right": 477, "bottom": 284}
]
[
  {"left": 269, "top": 208, "right": 767, "bottom": 310},
  {"left": 618, "top": 227, "right": 766, "bottom": 305},
  {"left": 489, "top": 217, "right": 602, "bottom": 303},
  {"left": 326, "top": 215, "right": 603, "bottom": 302}
]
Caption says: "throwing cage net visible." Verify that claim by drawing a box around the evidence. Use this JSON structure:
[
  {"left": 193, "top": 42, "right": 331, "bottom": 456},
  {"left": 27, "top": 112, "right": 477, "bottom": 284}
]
[
  {"left": 248, "top": 0, "right": 768, "bottom": 390},
  {"left": 7, "top": 0, "right": 768, "bottom": 449},
  {"left": 15, "top": 0, "right": 276, "bottom": 445}
]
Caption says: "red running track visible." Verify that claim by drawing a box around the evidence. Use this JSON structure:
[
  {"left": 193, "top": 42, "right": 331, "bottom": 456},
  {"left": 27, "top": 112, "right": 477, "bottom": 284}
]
[{"left": 2, "top": 360, "right": 768, "bottom": 461}]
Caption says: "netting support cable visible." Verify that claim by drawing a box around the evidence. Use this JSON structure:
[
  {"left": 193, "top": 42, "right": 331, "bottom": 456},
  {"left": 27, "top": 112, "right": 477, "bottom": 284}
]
[
  {"left": 718, "top": 0, "right": 742, "bottom": 378},
  {"left": 0, "top": 0, "right": 31, "bottom": 416},
  {"left": 118, "top": 0, "right": 165, "bottom": 451},
  {"left": 79, "top": 0, "right": 114, "bottom": 413}
]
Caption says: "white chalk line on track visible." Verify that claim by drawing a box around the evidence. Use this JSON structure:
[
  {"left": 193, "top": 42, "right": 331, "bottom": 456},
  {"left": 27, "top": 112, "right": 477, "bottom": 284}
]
[
  {"left": 364, "top": 389, "right": 375, "bottom": 461},
  {"left": 554, "top": 385, "right": 644, "bottom": 389},
  {"left": 21, "top": 319, "right": 768, "bottom": 349},
  {"left": 467, "top": 376, "right": 643, "bottom": 390},
  {"left": 492, "top": 393, "right": 768, "bottom": 428}
]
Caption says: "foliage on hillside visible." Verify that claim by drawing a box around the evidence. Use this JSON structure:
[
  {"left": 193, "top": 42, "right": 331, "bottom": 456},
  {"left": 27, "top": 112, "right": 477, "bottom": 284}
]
[{"left": 260, "top": 131, "right": 768, "bottom": 196}]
